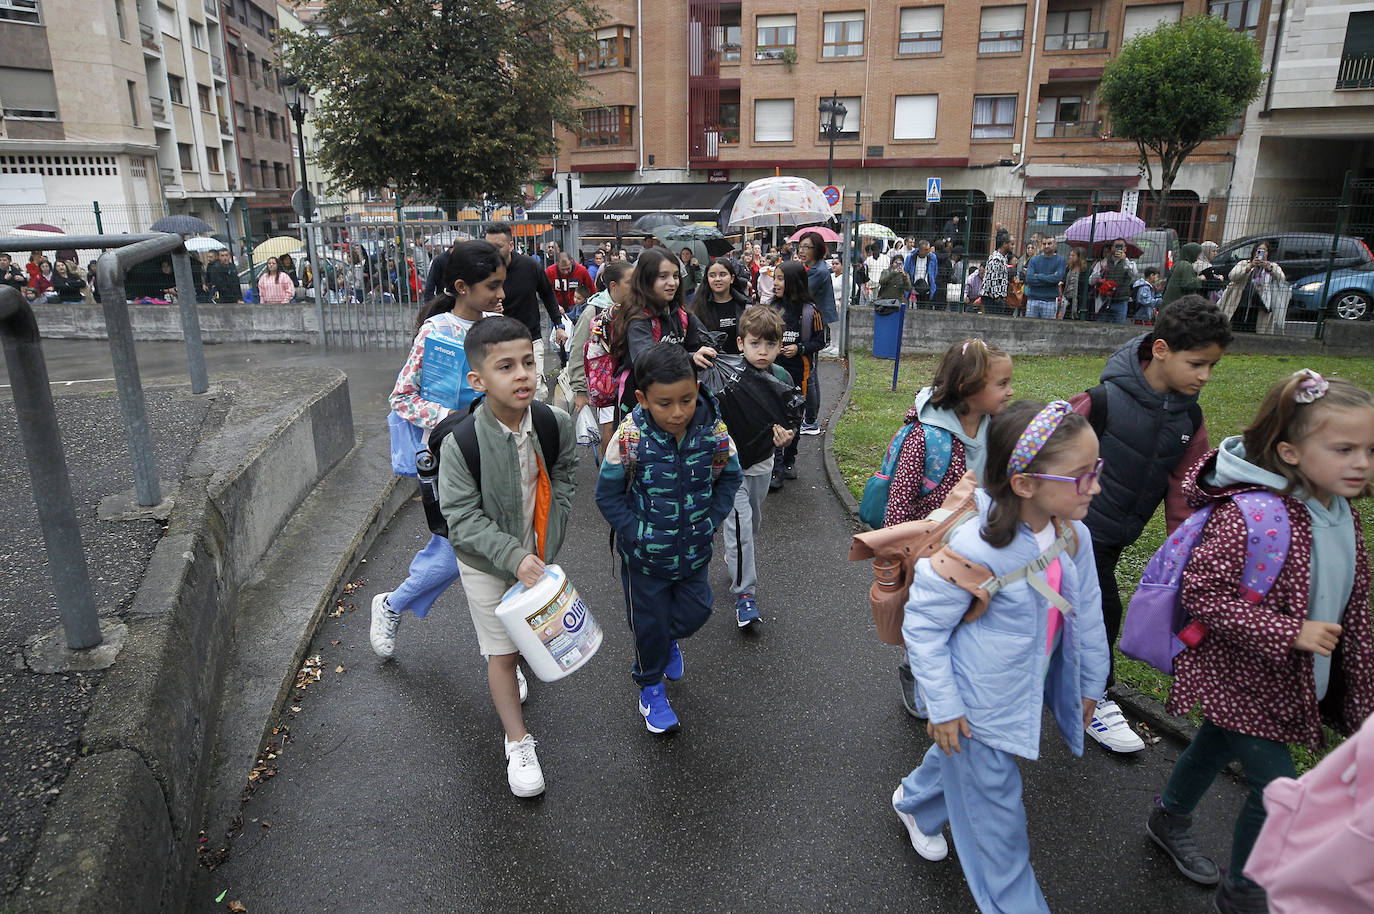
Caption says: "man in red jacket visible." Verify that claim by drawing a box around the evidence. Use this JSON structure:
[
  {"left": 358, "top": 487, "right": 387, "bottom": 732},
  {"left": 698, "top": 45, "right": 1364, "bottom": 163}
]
[{"left": 546, "top": 252, "right": 592, "bottom": 318}]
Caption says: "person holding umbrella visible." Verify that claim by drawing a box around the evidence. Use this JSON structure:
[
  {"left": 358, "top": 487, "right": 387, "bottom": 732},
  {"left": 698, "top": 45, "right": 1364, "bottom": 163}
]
[
  {"left": 1089, "top": 239, "right": 1140, "bottom": 323},
  {"left": 796, "top": 230, "right": 837, "bottom": 430}
]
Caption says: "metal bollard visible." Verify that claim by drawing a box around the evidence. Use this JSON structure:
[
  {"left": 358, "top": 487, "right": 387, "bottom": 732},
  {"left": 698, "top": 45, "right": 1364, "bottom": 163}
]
[
  {"left": 96, "top": 249, "right": 162, "bottom": 506},
  {"left": 170, "top": 249, "right": 209, "bottom": 394},
  {"left": 0, "top": 286, "right": 102, "bottom": 649}
]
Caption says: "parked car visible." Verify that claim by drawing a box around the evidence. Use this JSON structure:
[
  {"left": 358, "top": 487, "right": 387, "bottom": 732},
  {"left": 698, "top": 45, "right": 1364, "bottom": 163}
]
[
  {"left": 1288, "top": 260, "right": 1374, "bottom": 321},
  {"left": 1211, "top": 233, "right": 1373, "bottom": 288}
]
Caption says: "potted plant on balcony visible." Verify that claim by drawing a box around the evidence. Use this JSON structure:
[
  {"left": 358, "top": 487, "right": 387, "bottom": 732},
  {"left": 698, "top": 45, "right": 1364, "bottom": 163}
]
[{"left": 781, "top": 47, "right": 797, "bottom": 69}]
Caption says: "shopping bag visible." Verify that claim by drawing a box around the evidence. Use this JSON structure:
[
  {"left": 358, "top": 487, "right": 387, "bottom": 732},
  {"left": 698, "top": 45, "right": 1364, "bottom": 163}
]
[{"left": 387, "top": 410, "right": 424, "bottom": 477}]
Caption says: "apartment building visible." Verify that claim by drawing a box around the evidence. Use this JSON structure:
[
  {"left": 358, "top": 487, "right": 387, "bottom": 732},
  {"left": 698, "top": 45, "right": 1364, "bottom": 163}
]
[
  {"left": 0, "top": 0, "right": 242, "bottom": 232},
  {"left": 1228, "top": 0, "right": 1374, "bottom": 223},
  {"left": 553, "top": 0, "right": 1270, "bottom": 245}
]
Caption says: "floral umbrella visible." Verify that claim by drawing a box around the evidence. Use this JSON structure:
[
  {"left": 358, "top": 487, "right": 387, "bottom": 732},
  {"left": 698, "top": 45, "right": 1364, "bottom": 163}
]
[
  {"left": 726, "top": 176, "right": 834, "bottom": 228},
  {"left": 859, "top": 223, "right": 899, "bottom": 241}
]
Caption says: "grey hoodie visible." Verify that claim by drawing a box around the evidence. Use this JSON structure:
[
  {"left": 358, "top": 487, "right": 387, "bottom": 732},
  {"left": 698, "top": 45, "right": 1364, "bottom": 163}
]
[
  {"left": 911, "top": 385, "right": 989, "bottom": 481},
  {"left": 1207, "top": 435, "right": 1356, "bottom": 698}
]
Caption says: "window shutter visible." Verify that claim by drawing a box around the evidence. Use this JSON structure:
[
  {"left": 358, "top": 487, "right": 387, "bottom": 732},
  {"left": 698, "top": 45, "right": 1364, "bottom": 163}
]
[
  {"left": 900, "top": 7, "right": 943, "bottom": 33},
  {"left": 754, "top": 98, "right": 794, "bottom": 142},
  {"left": 980, "top": 5, "right": 1025, "bottom": 32},
  {"left": 1342, "top": 11, "right": 1374, "bottom": 57},
  {"left": 893, "top": 95, "right": 938, "bottom": 139},
  {"left": 824, "top": 10, "right": 864, "bottom": 24},
  {"left": 0, "top": 67, "right": 59, "bottom": 112},
  {"left": 1122, "top": 3, "right": 1181, "bottom": 41},
  {"left": 757, "top": 14, "right": 795, "bottom": 29}
]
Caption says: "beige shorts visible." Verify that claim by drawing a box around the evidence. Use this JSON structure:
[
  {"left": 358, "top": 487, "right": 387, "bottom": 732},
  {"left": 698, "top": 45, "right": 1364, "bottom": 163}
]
[{"left": 455, "top": 558, "right": 518, "bottom": 657}]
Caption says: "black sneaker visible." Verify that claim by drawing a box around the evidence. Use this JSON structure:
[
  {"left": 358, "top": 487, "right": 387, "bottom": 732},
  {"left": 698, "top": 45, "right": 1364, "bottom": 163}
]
[
  {"left": 781, "top": 461, "right": 798, "bottom": 480},
  {"left": 769, "top": 469, "right": 784, "bottom": 492},
  {"left": 1147, "top": 800, "right": 1221, "bottom": 885},
  {"left": 898, "top": 662, "right": 926, "bottom": 719},
  {"left": 1213, "top": 874, "right": 1269, "bottom": 914}
]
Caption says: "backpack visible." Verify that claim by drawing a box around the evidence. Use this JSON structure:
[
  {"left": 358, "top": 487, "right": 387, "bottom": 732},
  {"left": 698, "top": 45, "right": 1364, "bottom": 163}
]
[
  {"left": 858, "top": 421, "right": 953, "bottom": 529},
  {"left": 416, "top": 398, "right": 561, "bottom": 539},
  {"left": 1118, "top": 491, "right": 1290, "bottom": 674},
  {"left": 584, "top": 307, "right": 689, "bottom": 408},
  {"left": 849, "top": 473, "right": 1080, "bottom": 645}
]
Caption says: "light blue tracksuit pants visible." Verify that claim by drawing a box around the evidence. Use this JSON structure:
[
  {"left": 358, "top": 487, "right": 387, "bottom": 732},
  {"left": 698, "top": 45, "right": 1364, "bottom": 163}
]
[
  {"left": 390, "top": 533, "right": 461, "bottom": 619},
  {"left": 895, "top": 737, "right": 1049, "bottom": 914}
]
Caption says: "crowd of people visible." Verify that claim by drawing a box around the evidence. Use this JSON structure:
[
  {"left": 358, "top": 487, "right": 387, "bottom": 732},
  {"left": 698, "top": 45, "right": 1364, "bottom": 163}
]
[
  {"left": 378, "top": 231, "right": 1373, "bottom": 914},
  {"left": 0, "top": 250, "right": 91, "bottom": 304}
]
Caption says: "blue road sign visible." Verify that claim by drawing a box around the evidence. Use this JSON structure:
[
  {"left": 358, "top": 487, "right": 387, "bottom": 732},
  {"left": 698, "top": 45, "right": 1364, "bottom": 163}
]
[{"left": 926, "top": 177, "right": 941, "bottom": 203}]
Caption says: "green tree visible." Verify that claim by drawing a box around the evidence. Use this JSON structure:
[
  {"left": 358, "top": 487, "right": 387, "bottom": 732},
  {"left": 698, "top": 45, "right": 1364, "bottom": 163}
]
[
  {"left": 277, "top": 0, "right": 602, "bottom": 207},
  {"left": 1099, "top": 14, "right": 1264, "bottom": 216}
]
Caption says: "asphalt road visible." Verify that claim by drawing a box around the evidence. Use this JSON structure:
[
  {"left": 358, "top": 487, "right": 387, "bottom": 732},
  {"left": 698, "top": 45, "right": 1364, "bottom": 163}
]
[{"left": 185, "top": 361, "right": 1246, "bottom": 914}]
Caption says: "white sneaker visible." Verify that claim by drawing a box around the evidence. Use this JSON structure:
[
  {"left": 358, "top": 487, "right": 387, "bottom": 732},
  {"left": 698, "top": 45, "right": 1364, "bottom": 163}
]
[
  {"left": 369, "top": 592, "right": 401, "bottom": 659},
  {"left": 891, "top": 786, "right": 948, "bottom": 860},
  {"left": 504, "top": 734, "right": 545, "bottom": 797},
  {"left": 1086, "top": 699, "right": 1146, "bottom": 753},
  {"left": 516, "top": 665, "right": 528, "bottom": 704}
]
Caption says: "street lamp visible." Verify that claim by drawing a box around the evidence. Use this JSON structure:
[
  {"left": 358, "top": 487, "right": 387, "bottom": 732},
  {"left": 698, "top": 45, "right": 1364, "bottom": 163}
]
[
  {"left": 819, "top": 91, "right": 848, "bottom": 188},
  {"left": 280, "top": 73, "right": 321, "bottom": 302}
]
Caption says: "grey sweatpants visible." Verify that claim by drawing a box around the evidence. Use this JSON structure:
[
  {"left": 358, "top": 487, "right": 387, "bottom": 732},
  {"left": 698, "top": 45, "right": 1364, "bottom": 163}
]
[{"left": 723, "top": 462, "right": 773, "bottom": 597}]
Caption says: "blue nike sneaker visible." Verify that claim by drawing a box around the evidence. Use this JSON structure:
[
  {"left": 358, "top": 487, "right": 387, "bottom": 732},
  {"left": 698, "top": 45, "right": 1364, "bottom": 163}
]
[
  {"left": 665, "top": 640, "right": 684, "bottom": 681},
  {"left": 736, "top": 593, "right": 762, "bottom": 628},
  {"left": 638, "top": 683, "right": 680, "bottom": 734}
]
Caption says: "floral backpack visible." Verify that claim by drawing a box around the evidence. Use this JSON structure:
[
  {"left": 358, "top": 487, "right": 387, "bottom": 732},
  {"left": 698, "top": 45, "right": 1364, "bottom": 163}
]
[{"left": 584, "top": 307, "right": 689, "bottom": 408}]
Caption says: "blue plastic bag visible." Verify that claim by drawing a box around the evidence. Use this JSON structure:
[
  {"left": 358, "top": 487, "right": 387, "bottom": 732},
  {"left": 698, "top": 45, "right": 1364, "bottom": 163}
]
[{"left": 387, "top": 410, "right": 423, "bottom": 477}]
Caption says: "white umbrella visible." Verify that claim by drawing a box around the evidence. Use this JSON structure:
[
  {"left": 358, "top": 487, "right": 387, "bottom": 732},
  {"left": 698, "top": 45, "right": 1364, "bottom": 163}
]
[
  {"left": 727, "top": 176, "right": 835, "bottom": 228},
  {"left": 859, "top": 223, "right": 899, "bottom": 241},
  {"left": 185, "top": 236, "right": 227, "bottom": 252}
]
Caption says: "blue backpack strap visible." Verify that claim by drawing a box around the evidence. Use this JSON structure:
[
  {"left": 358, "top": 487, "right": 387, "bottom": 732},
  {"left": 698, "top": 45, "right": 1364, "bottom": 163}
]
[
  {"left": 919, "top": 425, "right": 953, "bottom": 498},
  {"left": 1232, "top": 491, "right": 1291, "bottom": 603}
]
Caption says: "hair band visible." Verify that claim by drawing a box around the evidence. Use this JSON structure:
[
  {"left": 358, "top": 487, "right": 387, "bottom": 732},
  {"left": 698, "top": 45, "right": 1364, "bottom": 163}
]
[
  {"left": 1009, "top": 400, "right": 1074, "bottom": 475},
  {"left": 962, "top": 338, "right": 984, "bottom": 356},
  {"left": 1293, "top": 369, "right": 1328, "bottom": 404}
]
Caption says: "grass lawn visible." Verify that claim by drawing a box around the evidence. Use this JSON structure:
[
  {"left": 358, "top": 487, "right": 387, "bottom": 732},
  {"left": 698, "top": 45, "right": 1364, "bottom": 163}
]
[{"left": 835, "top": 348, "right": 1374, "bottom": 769}]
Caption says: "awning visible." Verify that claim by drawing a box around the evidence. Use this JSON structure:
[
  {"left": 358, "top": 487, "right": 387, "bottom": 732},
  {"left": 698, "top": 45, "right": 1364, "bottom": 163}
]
[{"left": 576, "top": 182, "right": 744, "bottom": 224}]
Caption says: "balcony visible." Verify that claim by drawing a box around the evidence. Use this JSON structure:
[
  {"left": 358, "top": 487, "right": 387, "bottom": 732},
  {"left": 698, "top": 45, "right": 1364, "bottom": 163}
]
[
  {"left": 1036, "top": 119, "right": 1100, "bottom": 138},
  {"left": 219, "top": 117, "right": 231, "bottom": 135},
  {"left": 139, "top": 22, "right": 160, "bottom": 53},
  {"left": 149, "top": 96, "right": 168, "bottom": 121},
  {"left": 159, "top": 167, "right": 177, "bottom": 185},
  {"left": 211, "top": 56, "right": 225, "bottom": 78},
  {"left": 1337, "top": 54, "right": 1374, "bottom": 89},
  {"left": 754, "top": 45, "right": 792, "bottom": 61},
  {"left": 1044, "top": 31, "right": 1109, "bottom": 51}
]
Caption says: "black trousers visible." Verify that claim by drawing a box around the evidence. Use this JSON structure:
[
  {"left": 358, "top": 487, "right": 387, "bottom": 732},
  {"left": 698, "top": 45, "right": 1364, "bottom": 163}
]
[{"left": 1093, "top": 540, "right": 1127, "bottom": 689}]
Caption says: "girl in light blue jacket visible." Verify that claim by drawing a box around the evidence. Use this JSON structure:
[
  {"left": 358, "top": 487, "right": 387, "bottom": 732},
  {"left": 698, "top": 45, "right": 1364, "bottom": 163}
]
[{"left": 891, "top": 400, "right": 1111, "bottom": 914}]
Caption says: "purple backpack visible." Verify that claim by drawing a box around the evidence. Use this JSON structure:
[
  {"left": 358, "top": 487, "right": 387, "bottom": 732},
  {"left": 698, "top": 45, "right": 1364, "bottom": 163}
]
[{"left": 1119, "top": 491, "right": 1290, "bottom": 674}]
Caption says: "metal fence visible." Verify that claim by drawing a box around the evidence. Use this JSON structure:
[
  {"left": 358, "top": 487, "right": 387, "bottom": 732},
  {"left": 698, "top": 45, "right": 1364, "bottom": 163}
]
[{"left": 0, "top": 201, "right": 168, "bottom": 237}]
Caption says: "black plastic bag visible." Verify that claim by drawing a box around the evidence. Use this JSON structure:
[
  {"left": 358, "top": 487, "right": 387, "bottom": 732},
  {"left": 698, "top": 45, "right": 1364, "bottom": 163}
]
[{"left": 704, "top": 354, "right": 805, "bottom": 469}]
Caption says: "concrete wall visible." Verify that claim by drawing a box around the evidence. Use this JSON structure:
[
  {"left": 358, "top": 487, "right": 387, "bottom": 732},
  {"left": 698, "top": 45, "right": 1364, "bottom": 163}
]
[{"left": 35, "top": 302, "right": 319, "bottom": 343}]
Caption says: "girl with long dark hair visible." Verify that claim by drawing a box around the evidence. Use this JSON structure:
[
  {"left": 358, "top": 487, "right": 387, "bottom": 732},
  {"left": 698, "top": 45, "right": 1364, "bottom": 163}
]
[{"left": 688, "top": 258, "right": 749, "bottom": 355}]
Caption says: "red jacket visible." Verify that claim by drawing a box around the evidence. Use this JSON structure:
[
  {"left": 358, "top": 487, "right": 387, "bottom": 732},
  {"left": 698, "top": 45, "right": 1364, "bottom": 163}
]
[
  {"left": 545, "top": 263, "right": 592, "bottom": 316},
  {"left": 1167, "top": 449, "right": 1374, "bottom": 748}
]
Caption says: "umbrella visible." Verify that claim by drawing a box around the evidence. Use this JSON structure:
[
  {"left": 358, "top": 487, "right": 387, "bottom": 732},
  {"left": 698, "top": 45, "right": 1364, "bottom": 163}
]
[
  {"left": 150, "top": 214, "right": 215, "bottom": 234},
  {"left": 727, "top": 176, "right": 834, "bottom": 228},
  {"left": 185, "top": 236, "right": 227, "bottom": 252},
  {"left": 423, "top": 230, "right": 473, "bottom": 247},
  {"left": 652, "top": 224, "right": 723, "bottom": 244},
  {"left": 10, "top": 222, "right": 64, "bottom": 236},
  {"left": 666, "top": 238, "right": 710, "bottom": 267},
  {"left": 788, "top": 225, "right": 842, "bottom": 243},
  {"left": 1062, "top": 211, "right": 1146, "bottom": 244},
  {"left": 252, "top": 235, "right": 305, "bottom": 260},
  {"left": 631, "top": 212, "right": 686, "bottom": 233},
  {"left": 859, "top": 222, "right": 899, "bottom": 241},
  {"left": 655, "top": 224, "right": 734, "bottom": 263}
]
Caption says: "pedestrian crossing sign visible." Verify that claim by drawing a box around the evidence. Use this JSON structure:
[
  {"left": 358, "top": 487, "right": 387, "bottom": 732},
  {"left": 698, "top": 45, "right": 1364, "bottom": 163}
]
[{"left": 926, "top": 178, "right": 941, "bottom": 203}]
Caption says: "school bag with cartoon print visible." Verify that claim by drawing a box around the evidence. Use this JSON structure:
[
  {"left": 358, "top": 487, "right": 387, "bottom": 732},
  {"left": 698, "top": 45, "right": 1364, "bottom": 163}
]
[
  {"left": 1119, "top": 491, "right": 1290, "bottom": 674},
  {"left": 858, "top": 421, "right": 954, "bottom": 529}
]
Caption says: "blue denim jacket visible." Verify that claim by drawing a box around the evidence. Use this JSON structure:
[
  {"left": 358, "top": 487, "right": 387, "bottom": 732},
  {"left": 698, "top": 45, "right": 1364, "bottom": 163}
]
[{"left": 903, "top": 491, "right": 1110, "bottom": 760}]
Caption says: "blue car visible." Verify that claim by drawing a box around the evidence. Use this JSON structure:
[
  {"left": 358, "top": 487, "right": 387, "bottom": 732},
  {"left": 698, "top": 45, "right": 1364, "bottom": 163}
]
[{"left": 1289, "top": 260, "right": 1374, "bottom": 322}]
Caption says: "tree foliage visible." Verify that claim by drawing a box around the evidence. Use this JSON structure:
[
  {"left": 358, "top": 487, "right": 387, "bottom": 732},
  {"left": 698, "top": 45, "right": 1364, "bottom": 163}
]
[
  {"left": 277, "top": 0, "right": 603, "bottom": 204},
  {"left": 1099, "top": 15, "right": 1264, "bottom": 211}
]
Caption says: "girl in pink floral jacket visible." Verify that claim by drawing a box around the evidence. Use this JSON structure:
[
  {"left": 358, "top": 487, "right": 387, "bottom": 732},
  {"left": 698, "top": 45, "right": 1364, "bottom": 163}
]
[{"left": 1147, "top": 369, "right": 1374, "bottom": 914}]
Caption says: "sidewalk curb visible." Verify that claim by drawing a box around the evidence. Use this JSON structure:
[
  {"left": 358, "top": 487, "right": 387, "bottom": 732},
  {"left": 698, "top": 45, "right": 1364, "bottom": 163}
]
[
  {"left": 821, "top": 353, "right": 861, "bottom": 524},
  {"left": 14, "top": 368, "right": 365, "bottom": 914}
]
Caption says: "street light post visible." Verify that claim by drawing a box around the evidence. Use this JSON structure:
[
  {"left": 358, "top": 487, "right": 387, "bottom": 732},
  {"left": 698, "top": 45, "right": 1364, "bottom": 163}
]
[
  {"left": 818, "top": 91, "right": 848, "bottom": 188},
  {"left": 281, "top": 74, "right": 325, "bottom": 340}
]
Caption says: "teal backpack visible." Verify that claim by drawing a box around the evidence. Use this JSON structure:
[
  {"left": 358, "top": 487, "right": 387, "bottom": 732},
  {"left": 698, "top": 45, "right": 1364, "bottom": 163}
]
[{"left": 858, "top": 422, "right": 954, "bottom": 528}]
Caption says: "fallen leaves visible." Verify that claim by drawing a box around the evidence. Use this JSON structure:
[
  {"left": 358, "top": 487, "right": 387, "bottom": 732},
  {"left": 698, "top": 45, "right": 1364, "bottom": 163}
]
[
  {"left": 335, "top": 665, "right": 346, "bottom": 674},
  {"left": 228, "top": 901, "right": 247, "bottom": 913}
]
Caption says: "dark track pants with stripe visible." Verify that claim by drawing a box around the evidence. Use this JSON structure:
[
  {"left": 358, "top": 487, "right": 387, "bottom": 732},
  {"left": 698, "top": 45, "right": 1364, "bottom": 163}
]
[{"left": 620, "top": 562, "right": 713, "bottom": 687}]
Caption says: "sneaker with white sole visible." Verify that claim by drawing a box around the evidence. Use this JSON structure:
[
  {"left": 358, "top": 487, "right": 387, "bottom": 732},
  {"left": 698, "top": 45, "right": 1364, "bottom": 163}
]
[
  {"left": 891, "top": 786, "right": 948, "bottom": 860},
  {"left": 369, "top": 592, "right": 401, "bottom": 659},
  {"left": 897, "top": 662, "right": 927, "bottom": 719},
  {"left": 516, "top": 665, "right": 528, "bottom": 704},
  {"left": 638, "top": 683, "right": 680, "bottom": 734},
  {"left": 799, "top": 422, "right": 821, "bottom": 436},
  {"left": 664, "top": 641, "right": 684, "bottom": 681},
  {"left": 503, "top": 734, "right": 545, "bottom": 798},
  {"left": 1086, "top": 699, "right": 1146, "bottom": 753},
  {"left": 735, "top": 594, "right": 761, "bottom": 629}
]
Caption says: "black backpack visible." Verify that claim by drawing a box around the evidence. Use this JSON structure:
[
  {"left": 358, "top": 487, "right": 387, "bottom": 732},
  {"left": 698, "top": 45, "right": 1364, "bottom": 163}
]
[{"left": 417, "top": 398, "right": 561, "bottom": 539}]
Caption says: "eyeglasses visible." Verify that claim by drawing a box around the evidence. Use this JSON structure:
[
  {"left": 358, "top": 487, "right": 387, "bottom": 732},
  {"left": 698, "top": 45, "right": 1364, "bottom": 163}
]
[
  {"left": 1021, "top": 458, "right": 1105, "bottom": 495},
  {"left": 798, "top": 242, "right": 814, "bottom": 250}
]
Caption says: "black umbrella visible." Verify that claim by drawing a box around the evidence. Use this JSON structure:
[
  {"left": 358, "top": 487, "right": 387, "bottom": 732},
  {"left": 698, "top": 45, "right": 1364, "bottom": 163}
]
[
  {"left": 631, "top": 212, "right": 685, "bottom": 233},
  {"left": 150, "top": 214, "right": 215, "bottom": 235}
]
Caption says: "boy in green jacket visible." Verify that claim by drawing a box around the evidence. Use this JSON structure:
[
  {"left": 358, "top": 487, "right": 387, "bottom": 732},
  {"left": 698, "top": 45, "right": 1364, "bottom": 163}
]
[{"left": 437, "top": 316, "right": 578, "bottom": 798}]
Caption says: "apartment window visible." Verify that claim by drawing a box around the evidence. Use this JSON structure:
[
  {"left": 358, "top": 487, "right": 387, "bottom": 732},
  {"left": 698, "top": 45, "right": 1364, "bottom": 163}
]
[
  {"left": 754, "top": 98, "right": 794, "bottom": 142},
  {"left": 253, "top": 107, "right": 263, "bottom": 134},
  {"left": 578, "top": 105, "right": 634, "bottom": 146},
  {"left": 227, "top": 45, "right": 240, "bottom": 75},
  {"left": 578, "top": 26, "right": 632, "bottom": 71},
  {"left": 190, "top": 21, "right": 206, "bottom": 49},
  {"left": 822, "top": 11, "right": 865, "bottom": 58},
  {"left": 1337, "top": 11, "right": 1374, "bottom": 89},
  {"left": 273, "top": 162, "right": 286, "bottom": 187},
  {"left": 234, "top": 101, "right": 246, "bottom": 130},
  {"left": 1044, "top": 9, "right": 1106, "bottom": 49},
  {"left": 893, "top": 94, "right": 938, "bottom": 140},
  {"left": 0, "top": 67, "right": 60, "bottom": 119},
  {"left": 972, "top": 94, "right": 1016, "bottom": 138},
  {"left": 1122, "top": 3, "right": 1182, "bottom": 42},
  {"left": 246, "top": 52, "right": 257, "bottom": 79},
  {"left": 1036, "top": 95, "right": 1096, "bottom": 137},
  {"left": 979, "top": 5, "right": 1025, "bottom": 53},
  {"left": 898, "top": 7, "right": 943, "bottom": 55},
  {"left": 755, "top": 14, "right": 796, "bottom": 60},
  {"left": 267, "top": 113, "right": 278, "bottom": 139},
  {"left": 127, "top": 79, "right": 140, "bottom": 124},
  {"left": 818, "top": 96, "right": 860, "bottom": 140},
  {"left": 259, "top": 159, "right": 270, "bottom": 185},
  {"left": 1209, "top": 1, "right": 1259, "bottom": 37},
  {"left": 719, "top": 6, "right": 742, "bottom": 63},
  {"left": 197, "top": 84, "right": 212, "bottom": 112},
  {"left": 241, "top": 158, "right": 254, "bottom": 185},
  {"left": 167, "top": 74, "right": 185, "bottom": 104},
  {"left": 0, "top": 0, "right": 42, "bottom": 24},
  {"left": 158, "top": 3, "right": 178, "bottom": 37},
  {"left": 177, "top": 142, "right": 194, "bottom": 171},
  {"left": 206, "top": 147, "right": 220, "bottom": 172},
  {"left": 261, "top": 64, "right": 274, "bottom": 91},
  {"left": 115, "top": 0, "right": 128, "bottom": 39},
  {"left": 719, "top": 89, "right": 740, "bottom": 144}
]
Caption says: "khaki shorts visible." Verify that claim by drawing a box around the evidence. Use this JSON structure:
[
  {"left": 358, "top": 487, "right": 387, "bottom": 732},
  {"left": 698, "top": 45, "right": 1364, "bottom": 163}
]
[{"left": 455, "top": 558, "right": 518, "bottom": 656}]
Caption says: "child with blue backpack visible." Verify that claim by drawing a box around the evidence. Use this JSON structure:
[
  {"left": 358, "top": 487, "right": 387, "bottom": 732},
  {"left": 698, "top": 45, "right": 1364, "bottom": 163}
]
[
  {"left": 891, "top": 399, "right": 1109, "bottom": 914},
  {"left": 1144, "top": 369, "right": 1374, "bottom": 914},
  {"left": 881, "top": 338, "right": 1016, "bottom": 717},
  {"left": 595, "top": 343, "right": 742, "bottom": 735}
]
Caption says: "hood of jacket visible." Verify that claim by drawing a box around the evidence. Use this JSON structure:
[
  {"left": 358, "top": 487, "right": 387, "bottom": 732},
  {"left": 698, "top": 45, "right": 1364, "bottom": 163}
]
[
  {"left": 904, "top": 386, "right": 988, "bottom": 479},
  {"left": 1184, "top": 435, "right": 1288, "bottom": 508},
  {"left": 586, "top": 288, "right": 616, "bottom": 312},
  {"left": 1180, "top": 242, "right": 1202, "bottom": 263},
  {"left": 1099, "top": 333, "right": 1180, "bottom": 408}
]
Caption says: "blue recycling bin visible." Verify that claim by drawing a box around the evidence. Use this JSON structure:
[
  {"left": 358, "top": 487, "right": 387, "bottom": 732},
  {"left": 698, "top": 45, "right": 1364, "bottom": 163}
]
[{"left": 872, "top": 302, "right": 906, "bottom": 360}]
